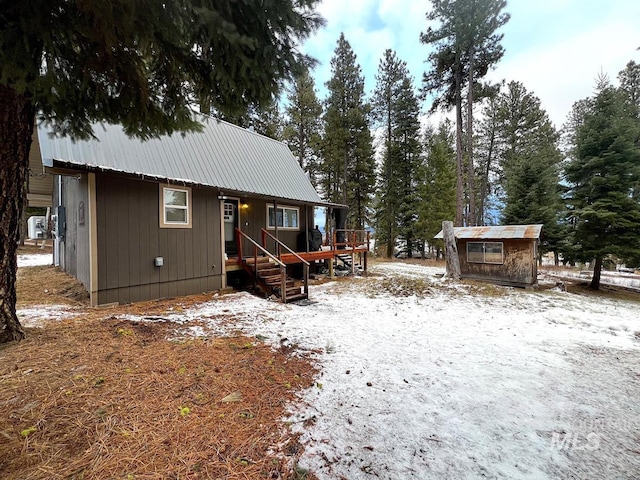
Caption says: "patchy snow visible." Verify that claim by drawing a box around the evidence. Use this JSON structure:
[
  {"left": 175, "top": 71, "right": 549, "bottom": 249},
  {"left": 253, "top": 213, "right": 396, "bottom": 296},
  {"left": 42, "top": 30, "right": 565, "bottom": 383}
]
[
  {"left": 543, "top": 268, "right": 640, "bottom": 291},
  {"left": 17, "top": 253, "right": 52, "bottom": 267},
  {"left": 17, "top": 305, "right": 80, "bottom": 327},
  {"left": 114, "top": 261, "right": 640, "bottom": 479}
]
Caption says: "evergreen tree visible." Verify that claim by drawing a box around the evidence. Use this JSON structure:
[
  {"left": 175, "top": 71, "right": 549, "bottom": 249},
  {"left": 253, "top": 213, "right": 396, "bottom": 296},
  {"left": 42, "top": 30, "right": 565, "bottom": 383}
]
[
  {"left": 564, "top": 81, "right": 640, "bottom": 288},
  {"left": 220, "top": 100, "right": 284, "bottom": 140},
  {"left": 372, "top": 50, "right": 422, "bottom": 257},
  {"left": 496, "top": 82, "right": 564, "bottom": 259},
  {"left": 321, "top": 34, "right": 375, "bottom": 230},
  {"left": 421, "top": 0, "right": 509, "bottom": 226},
  {"left": 283, "top": 68, "right": 323, "bottom": 187},
  {"left": 475, "top": 91, "right": 502, "bottom": 225},
  {"left": 416, "top": 121, "right": 457, "bottom": 257},
  {"left": 618, "top": 60, "right": 640, "bottom": 117},
  {"left": 0, "top": 0, "right": 323, "bottom": 342},
  {"left": 618, "top": 61, "right": 640, "bottom": 202}
]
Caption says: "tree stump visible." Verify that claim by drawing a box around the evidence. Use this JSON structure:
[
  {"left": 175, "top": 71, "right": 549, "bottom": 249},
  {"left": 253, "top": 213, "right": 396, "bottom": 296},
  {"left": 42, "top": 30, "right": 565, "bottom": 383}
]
[{"left": 442, "top": 221, "right": 461, "bottom": 280}]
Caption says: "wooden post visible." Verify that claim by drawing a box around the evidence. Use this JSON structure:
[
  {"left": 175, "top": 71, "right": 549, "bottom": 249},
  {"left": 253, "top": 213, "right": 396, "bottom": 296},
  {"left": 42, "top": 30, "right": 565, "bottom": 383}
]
[{"left": 442, "top": 221, "right": 461, "bottom": 280}]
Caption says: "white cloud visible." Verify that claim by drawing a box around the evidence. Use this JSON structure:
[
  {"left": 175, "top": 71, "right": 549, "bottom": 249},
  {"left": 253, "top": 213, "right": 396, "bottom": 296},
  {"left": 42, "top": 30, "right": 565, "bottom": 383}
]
[{"left": 301, "top": 0, "right": 640, "bottom": 128}]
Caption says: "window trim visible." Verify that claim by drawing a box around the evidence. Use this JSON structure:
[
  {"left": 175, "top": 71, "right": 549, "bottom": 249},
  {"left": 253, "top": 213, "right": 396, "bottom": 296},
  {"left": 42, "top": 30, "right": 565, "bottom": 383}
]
[
  {"left": 266, "top": 205, "right": 300, "bottom": 231},
  {"left": 159, "top": 184, "right": 192, "bottom": 229},
  {"left": 467, "top": 241, "right": 504, "bottom": 264}
]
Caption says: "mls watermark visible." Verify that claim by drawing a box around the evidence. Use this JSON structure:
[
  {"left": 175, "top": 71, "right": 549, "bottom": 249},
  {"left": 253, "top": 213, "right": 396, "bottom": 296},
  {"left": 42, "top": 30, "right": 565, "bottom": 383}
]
[
  {"left": 549, "top": 418, "right": 638, "bottom": 452},
  {"left": 550, "top": 431, "right": 601, "bottom": 452}
]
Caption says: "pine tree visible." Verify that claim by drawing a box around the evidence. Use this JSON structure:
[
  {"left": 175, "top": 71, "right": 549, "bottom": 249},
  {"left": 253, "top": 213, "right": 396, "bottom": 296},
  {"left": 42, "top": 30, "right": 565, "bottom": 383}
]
[
  {"left": 321, "top": 34, "right": 375, "bottom": 230},
  {"left": 564, "top": 80, "right": 640, "bottom": 289},
  {"left": 495, "top": 82, "right": 564, "bottom": 259},
  {"left": 372, "top": 50, "right": 422, "bottom": 257},
  {"left": 283, "top": 68, "right": 323, "bottom": 187},
  {"left": 416, "top": 121, "right": 456, "bottom": 257},
  {"left": 220, "top": 100, "right": 284, "bottom": 140},
  {"left": 618, "top": 60, "right": 640, "bottom": 117},
  {"left": 0, "top": 0, "right": 323, "bottom": 343},
  {"left": 421, "top": 0, "right": 509, "bottom": 226}
]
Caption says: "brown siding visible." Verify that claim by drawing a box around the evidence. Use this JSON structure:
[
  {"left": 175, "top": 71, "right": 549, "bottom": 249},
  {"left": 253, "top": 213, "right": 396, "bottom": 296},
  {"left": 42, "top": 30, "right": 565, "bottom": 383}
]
[
  {"left": 27, "top": 132, "right": 54, "bottom": 207},
  {"left": 457, "top": 238, "right": 537, "bottom": 286},
  {"left": 235, "top": 198, "right": 313, "bottom": 256},
  {"left": 95, "top": 175, "right": 223, "bottom": 304},
  {"left": 59, "top": 174, "right": 90, "bottom": 290}
]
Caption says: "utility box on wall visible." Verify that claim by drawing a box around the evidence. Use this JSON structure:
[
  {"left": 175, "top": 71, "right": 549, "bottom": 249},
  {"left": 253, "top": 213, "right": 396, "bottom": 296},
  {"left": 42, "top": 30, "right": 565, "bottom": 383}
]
[{"left": 27, "top": 216, "right": 47, "bottom": 239}]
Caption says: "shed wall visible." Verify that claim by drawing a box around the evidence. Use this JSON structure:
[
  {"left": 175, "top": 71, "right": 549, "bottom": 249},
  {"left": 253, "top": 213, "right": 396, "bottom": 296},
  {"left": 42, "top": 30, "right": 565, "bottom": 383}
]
[
  {"left": 58, "top": 174, "right": 90, "bottom": 290},
  {"left": 28, "top": 131, "right": 54, "bottom": 207},
  {"left": 95, "top": 175, "right": 223, "bottom": 304},
  {"left": 457, "top": 238, "right": 537, "bottom": 286}
]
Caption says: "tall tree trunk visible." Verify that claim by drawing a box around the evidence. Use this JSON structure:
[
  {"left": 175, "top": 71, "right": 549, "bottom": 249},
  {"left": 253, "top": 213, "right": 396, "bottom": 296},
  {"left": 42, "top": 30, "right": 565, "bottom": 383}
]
[
  {"left": 454, "top": 61, "right": 464, "bottom": 227},
  {"left": 590, "top": 256, "right": 603, "bottom": 290},
  {"left": 466, "top": 47, "right": 476, "bottom": 226},
  {"left": 385, "top": 107, "right": 394, "bottom": 258},
  {"left": 478, "top": 124, "right": 496, "bottom": 225},
  {"left": 0, "top": 83, "right": 35, "bottom": 343}
]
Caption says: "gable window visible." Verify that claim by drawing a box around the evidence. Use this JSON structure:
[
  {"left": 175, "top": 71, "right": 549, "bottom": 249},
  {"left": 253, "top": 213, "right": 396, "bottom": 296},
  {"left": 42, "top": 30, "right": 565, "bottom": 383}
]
[
  {"left": 160, "top": 185, "right": 192, "bottom": 228},
  {"left": 467, "top": 241, "right": 503, "bottom": 264},
  {"left": 267, "top": 205, "right": 299, "bottom": 230}
]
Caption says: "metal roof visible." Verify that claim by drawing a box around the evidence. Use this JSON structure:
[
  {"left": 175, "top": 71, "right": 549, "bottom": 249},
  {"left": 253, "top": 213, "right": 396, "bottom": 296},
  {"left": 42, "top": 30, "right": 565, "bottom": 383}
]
[
  {"left": 434, "top": 224, "right": 543, "bottom": 240},
  {"left": 38, "top": 117, "right": 325, "bottom": 205}
]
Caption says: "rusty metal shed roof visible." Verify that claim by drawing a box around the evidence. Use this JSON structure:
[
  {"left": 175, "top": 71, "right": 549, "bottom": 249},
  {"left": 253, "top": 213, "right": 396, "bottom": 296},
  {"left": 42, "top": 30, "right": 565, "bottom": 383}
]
[
  {"left": 38, "top": 116, "right": 327, "bottom": 205},
  {"left": 434, "top": 224, "right": 543, "bottom": 240}
]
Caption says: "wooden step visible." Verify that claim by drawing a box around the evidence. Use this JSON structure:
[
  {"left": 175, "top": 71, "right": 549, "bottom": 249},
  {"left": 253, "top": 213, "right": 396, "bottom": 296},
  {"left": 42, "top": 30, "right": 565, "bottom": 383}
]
[
  {"left": 284, "top": 293, "right": 308, "bottom": 303},
  {"left": 257, "top": 267, "right": 281, "bottom": 276}
]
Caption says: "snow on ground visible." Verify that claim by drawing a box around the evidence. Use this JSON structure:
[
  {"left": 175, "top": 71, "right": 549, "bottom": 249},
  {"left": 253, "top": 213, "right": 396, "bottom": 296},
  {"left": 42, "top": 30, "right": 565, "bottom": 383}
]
[
  {"left": 17, "top": 253, "right": 52, "bottom": 267},
  {"left": 17, "top": 305, "right": 80, "bottom": 327},
  {"left": 109, "top": 261, "right": 640, "bottom": 479},
  {"left": 543, "top": 268, "right": 640, "bottom": 291}
]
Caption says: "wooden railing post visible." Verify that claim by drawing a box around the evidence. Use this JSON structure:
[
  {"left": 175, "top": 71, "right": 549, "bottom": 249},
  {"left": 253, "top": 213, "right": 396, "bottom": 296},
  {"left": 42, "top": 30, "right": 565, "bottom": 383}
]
[
  {"left": 236, "top": 228, "right": 243, "bottom": 265},
  {"left": 280, "top": 265, "right": 287, "bottom": 303}
]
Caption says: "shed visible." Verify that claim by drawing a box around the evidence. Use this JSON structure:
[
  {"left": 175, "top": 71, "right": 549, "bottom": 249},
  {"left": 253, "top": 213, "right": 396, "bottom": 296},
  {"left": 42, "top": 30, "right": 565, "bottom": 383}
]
[{"left": 434, "top": 225, "right": 543, "bottom": 286}]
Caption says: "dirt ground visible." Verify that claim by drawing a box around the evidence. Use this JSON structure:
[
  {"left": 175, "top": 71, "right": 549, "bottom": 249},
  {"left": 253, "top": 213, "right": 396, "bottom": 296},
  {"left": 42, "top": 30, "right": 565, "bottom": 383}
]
[{"left": 2, "top": 251, "right": 318, "bottom": 480}]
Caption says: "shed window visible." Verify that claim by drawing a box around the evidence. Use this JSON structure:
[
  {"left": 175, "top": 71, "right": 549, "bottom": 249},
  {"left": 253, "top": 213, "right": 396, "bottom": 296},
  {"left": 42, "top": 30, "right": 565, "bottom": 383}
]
[
  {"left": 160, "top": 185, "right": 192, "bottom": 228},
  {"left": 467, "top": 242, "right": 503, "bottom": 264},
  {"left": 267, "top": 205, "right": 299, "bottom": 230}
]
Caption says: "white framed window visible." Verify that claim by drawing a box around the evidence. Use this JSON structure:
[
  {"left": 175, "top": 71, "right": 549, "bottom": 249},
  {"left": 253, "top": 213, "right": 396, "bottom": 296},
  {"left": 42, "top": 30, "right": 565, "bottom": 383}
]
[
  {"left": 160, "top": 185, "right": 192, "bottom": 228},
  {"left": 467, "top": 241, "right": 503, "bottom": 264},
  {"left": 267, "top": 205, "right": 299, "bottom": 230}
]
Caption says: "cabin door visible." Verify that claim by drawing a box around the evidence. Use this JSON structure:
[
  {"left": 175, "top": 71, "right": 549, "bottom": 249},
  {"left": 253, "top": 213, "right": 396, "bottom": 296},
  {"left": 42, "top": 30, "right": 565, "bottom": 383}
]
[{"left": 223, "top": 199, "right": 239, "bottom": 257}]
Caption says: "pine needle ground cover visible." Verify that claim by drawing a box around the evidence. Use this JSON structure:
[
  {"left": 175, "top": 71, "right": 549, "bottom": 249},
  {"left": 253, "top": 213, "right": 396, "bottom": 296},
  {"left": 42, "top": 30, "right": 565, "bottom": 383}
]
[{"left": 2, "top": 261, "right": 318, "bottom": 480}]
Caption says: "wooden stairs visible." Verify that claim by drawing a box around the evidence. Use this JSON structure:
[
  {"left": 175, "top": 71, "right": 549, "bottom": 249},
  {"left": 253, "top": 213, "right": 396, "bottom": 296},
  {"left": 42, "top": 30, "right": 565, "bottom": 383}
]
[
  {"left": 243, "top": 257, "right": 308, "bottom": 303},
  {"left": 335, "top": 252, "right": 353, "bottom": 270}
]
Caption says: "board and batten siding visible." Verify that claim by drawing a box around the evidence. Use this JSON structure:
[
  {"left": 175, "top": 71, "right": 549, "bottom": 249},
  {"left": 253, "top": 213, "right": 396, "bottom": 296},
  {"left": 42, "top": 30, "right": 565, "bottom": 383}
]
[
  {"left": 58, "top": 174, "right": 91, "bottom": 290},
  {"left": 236, "top": 197, "right": 313, "bottom": 256},
  {"left": 95, "top": 175, "right": 223, "bottom": 305},
  {"left": 457, "top": 238, "right": 537, "bottom": 286},
  {"left": 27, "top": 130, "right": 54, "bottom": 207}
]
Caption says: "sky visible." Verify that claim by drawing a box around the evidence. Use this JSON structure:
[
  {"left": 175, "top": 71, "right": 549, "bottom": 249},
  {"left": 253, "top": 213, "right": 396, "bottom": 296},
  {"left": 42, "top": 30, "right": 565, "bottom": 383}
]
[{"left": 300, "top": 0, "right": 640, "bottom": 129}]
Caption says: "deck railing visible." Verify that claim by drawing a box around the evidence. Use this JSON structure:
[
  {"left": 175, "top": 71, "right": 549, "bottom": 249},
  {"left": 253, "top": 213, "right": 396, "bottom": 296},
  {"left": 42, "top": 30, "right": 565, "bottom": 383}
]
[
  {"left": 261, "top": 229, "right": 309, "bottom": 296},
  {"left": 235, "top": 228, "right": 289, "bottom": 302},
  {"left": 332, "top": 229, "right": 370, "bottom": 251}
]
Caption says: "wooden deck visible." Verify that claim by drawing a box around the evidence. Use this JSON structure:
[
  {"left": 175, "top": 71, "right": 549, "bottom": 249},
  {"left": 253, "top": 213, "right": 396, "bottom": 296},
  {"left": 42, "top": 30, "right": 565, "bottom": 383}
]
[{"left": 226, "top": 246, "right": 369, "bottom": 272}]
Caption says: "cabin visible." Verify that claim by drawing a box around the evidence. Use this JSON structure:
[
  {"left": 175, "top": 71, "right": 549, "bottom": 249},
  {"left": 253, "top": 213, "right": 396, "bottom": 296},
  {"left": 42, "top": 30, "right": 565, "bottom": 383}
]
[
  {"left": 37, "top": 116, "right": 369, "bottom": 306},
  {"left": 434, "top": 225, "right": 543, "bottom": 287}
]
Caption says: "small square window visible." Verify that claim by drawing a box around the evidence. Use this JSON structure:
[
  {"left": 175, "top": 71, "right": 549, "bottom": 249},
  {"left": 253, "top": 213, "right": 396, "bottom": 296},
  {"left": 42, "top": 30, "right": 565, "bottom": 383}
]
[{"left": 160, "top": 185, "right": 192, "bottom": 228}]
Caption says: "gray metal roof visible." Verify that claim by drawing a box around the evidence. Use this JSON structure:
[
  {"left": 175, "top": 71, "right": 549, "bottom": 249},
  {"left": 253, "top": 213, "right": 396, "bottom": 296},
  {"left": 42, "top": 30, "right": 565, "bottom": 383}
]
[
  {"left": 38, "top": 117, "right": 325, "bottom": 205},
  {"left": 434, "top": 224, "right": 543, "bottom": 240}
]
